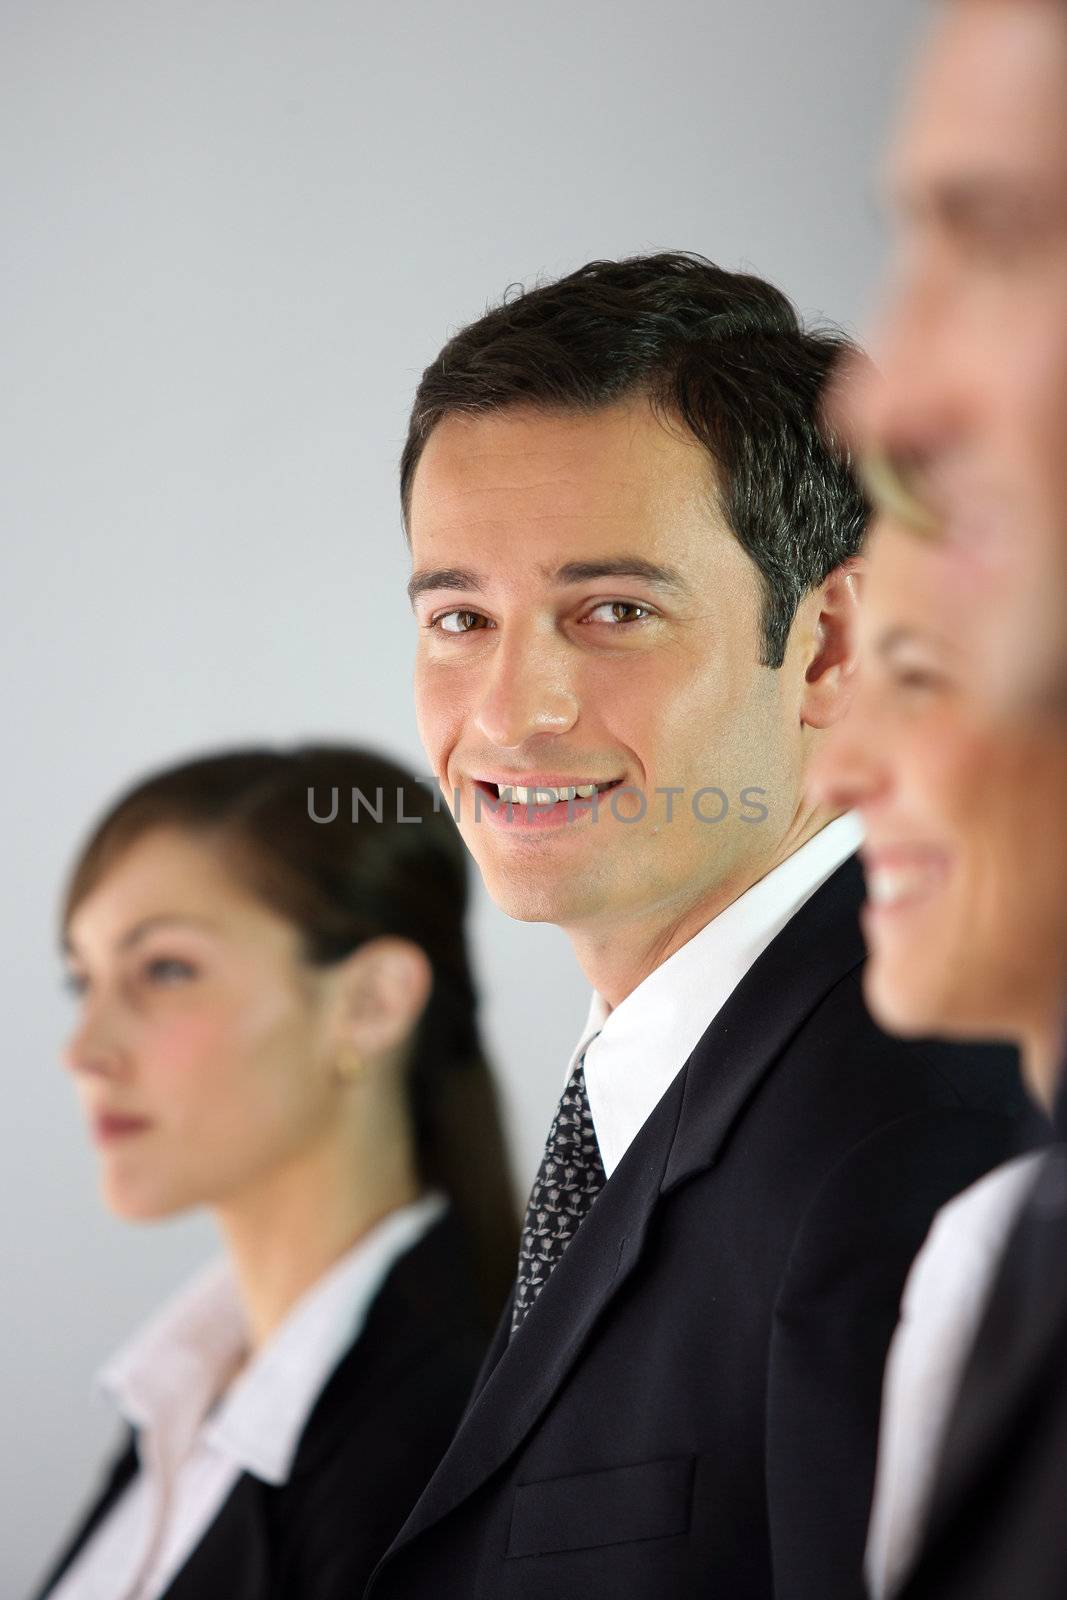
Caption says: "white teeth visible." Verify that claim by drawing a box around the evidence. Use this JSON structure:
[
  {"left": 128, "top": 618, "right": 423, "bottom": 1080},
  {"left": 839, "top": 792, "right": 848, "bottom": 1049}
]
[
  {"left": 867, "top": 870, "right": 901, "bottom": 906},
  {"left": 867, "top": 865, "right": 942, "bottom": 907},
  {"left": 497, "top": 784, "right": 592, "bottom": 805}
]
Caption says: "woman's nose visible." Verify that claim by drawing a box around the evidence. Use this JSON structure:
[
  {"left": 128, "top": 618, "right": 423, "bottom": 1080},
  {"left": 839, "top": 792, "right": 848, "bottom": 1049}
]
[
  {"left": 62, "top": 998, "right": 131, "bottom": 1081},
  {"left": 808, "top": 716, "right": 890, "bottom": 817}
]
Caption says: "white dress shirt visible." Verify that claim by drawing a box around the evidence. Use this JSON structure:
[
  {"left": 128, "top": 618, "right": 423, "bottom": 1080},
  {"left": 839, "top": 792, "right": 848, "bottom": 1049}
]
[
  {"left": 864, "top": 1153, "right": 1045, "bottom": 1600},
  {"left": 569, "top": 812, "right": 864, "bottom": 1176},
  {"left": 48, "top": 1193, "right": 446, "bottom": 1600}
]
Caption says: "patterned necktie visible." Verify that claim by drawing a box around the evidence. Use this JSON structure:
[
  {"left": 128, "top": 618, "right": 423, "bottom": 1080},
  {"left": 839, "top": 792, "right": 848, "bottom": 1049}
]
[{"left": 511, "top": 1054, "right": 607, "bottom": 1335}]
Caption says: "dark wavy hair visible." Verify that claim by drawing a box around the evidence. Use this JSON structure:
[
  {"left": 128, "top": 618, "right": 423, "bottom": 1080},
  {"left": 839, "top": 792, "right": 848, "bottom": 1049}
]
[
  {"left": 62, "top": 743, "right": 518, "bottom": 1324},
  {"left": 400, "top": 251, "right": 869, "bottom": 667}
]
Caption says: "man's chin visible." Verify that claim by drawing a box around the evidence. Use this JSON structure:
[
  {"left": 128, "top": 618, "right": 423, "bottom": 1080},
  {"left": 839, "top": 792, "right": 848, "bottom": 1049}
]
[
  {"left": 482, "top": 878, "right": 577, "bottom": 925},
  {"left": 473, "top": 857, "right": 592, "bottom": 925}
]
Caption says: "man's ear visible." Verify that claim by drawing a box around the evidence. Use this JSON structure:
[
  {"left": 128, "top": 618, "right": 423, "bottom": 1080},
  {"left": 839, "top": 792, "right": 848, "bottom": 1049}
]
[
  {"left": 330, "top": 938, "right": 433, "bottom": 1062},
  {"left": 799, "top": 557, "right": 866, "bottom": 730}
]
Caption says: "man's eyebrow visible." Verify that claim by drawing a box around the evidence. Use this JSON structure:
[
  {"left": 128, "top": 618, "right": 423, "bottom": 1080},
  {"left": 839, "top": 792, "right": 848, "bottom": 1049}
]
[
  {"left": 551, "top": 558, "right": 689, "bottom": 594},
  {"left": 897, "top": 172, "right": 1049, "bottom": 231},
  {"left": 407, "top": 568, "right": 486, "bottom": 606},
  {"left": 62, "top": 914, "right": 220, "bottom": 958},
  {"left": 406, "top": 558, "right": 689, "bottom": 608}
]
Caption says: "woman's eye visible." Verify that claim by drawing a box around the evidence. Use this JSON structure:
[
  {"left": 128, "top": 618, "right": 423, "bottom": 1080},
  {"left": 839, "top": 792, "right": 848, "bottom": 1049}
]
[
  {"left": 584, "top": 601, "right": 653, "bottom": 626},
  {"left": 892, "top": 665, "right": 950, "bottom": 695},
  {"left": 143, "top": 957, "right": 198, "bottom": 985},
  {"left": 62, "top": 971, "right": 88, "bottom": 998},
  {"left": 432, "top": 610, "right": 491, "bottom": 635}
]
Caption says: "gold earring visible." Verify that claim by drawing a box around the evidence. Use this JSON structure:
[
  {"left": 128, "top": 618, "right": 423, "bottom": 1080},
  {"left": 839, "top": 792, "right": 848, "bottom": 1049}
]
[{"left": 335, "top": 1048, "right": 366, "bottom": 1086}]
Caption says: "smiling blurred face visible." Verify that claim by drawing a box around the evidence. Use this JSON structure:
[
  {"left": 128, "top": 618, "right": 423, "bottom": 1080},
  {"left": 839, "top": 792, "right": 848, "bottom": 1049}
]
[
  {"left": 63, "top": 828, "right": 340, "bottom": 1220},
  {"left": 855, "top": 0, "right": 1067, "bottom": 719},
  {"left": 408, "top": 400, "right": 812, "bottom": 941},
  {"left": 810, "top": 521, "right": 1067, "bottom": 1086}
]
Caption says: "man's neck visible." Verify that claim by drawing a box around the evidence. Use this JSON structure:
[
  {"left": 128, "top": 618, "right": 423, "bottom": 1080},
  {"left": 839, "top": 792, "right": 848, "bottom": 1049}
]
[{"left": 568, "top": 803, "right": 841, "bottom": 1009}]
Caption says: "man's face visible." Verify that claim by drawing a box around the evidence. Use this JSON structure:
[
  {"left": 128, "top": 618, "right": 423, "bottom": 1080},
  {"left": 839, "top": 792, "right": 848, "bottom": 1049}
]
[
  {"left": 853, "top": 0, "right": 1067, "bottom": 718},
  {"left": 809, "top": 522, "right": 1067, "bottom": 1084},
  {"left": 408, "top": 400, "right": 813, "bottom": 940}
]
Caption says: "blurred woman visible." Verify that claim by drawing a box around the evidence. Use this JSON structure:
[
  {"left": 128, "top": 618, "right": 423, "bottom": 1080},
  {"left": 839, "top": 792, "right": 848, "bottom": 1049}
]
[
  {"left": 808, "top": 519, "right": 1067, "bottom": 1599},
  {"left": 33, "top": 745, "right": 517, "bottom": 1600}
]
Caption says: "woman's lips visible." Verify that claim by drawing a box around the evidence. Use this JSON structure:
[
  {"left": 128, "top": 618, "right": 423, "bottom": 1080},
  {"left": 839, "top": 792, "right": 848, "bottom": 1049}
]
[
  {"left": 861, "top": 847, "right": 951, "bottom": 914},
  {"left": 92, "top": 1112, "right": 152, "bottom": 1144}
]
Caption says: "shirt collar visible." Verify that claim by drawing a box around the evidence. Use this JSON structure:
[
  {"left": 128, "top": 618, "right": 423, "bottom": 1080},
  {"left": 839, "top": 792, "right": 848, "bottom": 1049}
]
[
  {"left": 99, "top": 1192, "right": 447, "bottom": 1487},
  {"left": 98, "top": 1257, "right": 246, "bottom": 1466},
  {"left": 575, "top": 813, "right": 864, "bottom": 1177}
]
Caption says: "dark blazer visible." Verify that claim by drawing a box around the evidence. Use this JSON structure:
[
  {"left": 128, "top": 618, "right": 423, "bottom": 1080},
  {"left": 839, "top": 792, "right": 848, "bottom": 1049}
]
[
  {"left": 897, "top": 1141, "right": 1067, "bottom": 1600},
  {"left": 32, "top": 1210, "right": 491, "bottom": 1600},
  {"left": 365, "top": 858, "right": 1033, "bottom": 1600}
]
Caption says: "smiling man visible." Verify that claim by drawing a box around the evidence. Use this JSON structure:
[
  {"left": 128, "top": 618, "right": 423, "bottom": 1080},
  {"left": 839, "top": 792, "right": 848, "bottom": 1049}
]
[
  {"left": 407, "top": 395, "right": 837, "bottom": 999},
  {"left": 365, "top": 254, "right": 1028, "bottom": 1600}
]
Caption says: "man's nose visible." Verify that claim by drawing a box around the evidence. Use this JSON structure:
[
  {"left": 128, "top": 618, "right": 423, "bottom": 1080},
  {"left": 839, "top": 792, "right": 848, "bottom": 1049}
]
[
  {"left": 473, "top": 627, "right": 579, "bottom": 749},
  {"left": 850, "top": 264, "right": 969, "bottom": 473}
]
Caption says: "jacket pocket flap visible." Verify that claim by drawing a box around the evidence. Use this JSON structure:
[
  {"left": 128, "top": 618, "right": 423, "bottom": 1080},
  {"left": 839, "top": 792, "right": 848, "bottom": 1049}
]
[{"left": 506, "top": 1455, "right": 694, "bottom": 1558}]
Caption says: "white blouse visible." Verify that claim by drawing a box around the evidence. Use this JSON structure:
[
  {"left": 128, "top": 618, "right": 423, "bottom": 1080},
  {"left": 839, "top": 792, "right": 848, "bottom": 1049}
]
[
  {"left": 46, "top": 1193, "right": 446, "bottom": 1600},
  {"left": 864, "top": 1155, "right": 1044, "bottom": 1599}
]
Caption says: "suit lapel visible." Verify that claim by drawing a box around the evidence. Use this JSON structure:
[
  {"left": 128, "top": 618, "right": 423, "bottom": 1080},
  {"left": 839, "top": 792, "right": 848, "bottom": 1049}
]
[
  {"left": 161, "top": 1476, "right": 270, "bottom": 1600},
  {"left": 165, "top": 1212, "right": 491, "bottom": 1597},
  {"left": 30, "top": 1434, "right": 139, "bottom": 1600},
  {"left": 662, "top": 855, "right": 866, "bottom": 1191},
  {"left": 287, "top": 1209, "right": 490, "bottom": 1484},
  {"left": 381, "top": 857, "right": 869, "bottom": 1564},
  {"left": 920, "top": 1147, "right": 1067, "bottom": 1549},
  {"left": 385, "top": 1059, "right": 689, "bottom": 1551}
]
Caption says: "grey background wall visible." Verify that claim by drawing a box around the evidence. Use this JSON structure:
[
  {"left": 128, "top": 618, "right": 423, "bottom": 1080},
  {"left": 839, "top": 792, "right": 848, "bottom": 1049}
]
[{"left": 2, "top": 1, "right": 922, "bottom": 1591}]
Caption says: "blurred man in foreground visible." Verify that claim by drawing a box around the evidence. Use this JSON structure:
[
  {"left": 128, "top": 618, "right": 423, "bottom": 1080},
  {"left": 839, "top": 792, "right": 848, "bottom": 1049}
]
[
  {"left": 815, "top": 1, "right": 1067, "bottom": 1595},
  {"left": 847, "top": 0, "right": 1067, "bottom": 725}
]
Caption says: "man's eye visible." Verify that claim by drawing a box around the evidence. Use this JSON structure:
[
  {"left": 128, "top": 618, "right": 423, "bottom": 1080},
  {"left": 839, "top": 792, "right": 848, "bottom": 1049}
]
[
  {"left": 584, "top": 601, "right": 654, "bottom": 626},
  {"left": 957, "top": 205, "right": 1050, "bottom": 270},
  {"left": 432, "top": 610, "right": 491, "bottom": 635},
  {"left": 143, "top": 957, "right": 198, "bottom": 985}
]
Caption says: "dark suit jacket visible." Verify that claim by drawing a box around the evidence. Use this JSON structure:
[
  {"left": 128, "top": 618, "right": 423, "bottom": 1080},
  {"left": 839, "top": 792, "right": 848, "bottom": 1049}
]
[
  {"left": 365, "top": 858, "right": 1033, "bottom": 1600},
  {"left": 897, "top": 1140, "right": 1067, "bottom": 1600},
  {"left": 32, "top": 1210, "right": 491, "bottom": 1600}
]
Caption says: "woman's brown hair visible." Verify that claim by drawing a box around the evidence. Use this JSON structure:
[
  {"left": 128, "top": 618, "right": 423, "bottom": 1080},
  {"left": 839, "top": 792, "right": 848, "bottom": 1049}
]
[{"left": 63, "top": 744, "right": 518, "bottom": 1324}]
